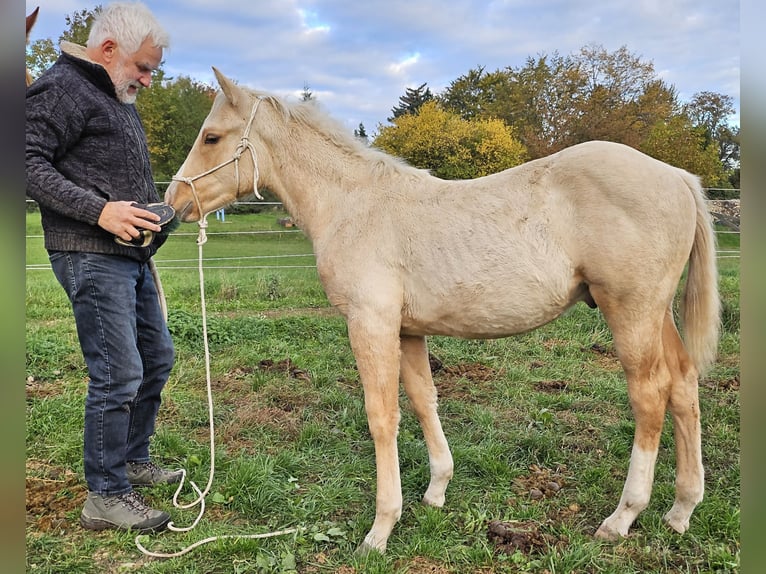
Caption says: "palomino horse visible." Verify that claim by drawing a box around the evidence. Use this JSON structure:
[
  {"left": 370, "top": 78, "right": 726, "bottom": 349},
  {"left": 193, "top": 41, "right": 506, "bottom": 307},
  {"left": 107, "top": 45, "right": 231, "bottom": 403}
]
[
  {"left": 26, "top": 7, "right": 39, "bottom": 87},
  {"left": 166, "top": 68, "right": 720, "bottom": 554}
]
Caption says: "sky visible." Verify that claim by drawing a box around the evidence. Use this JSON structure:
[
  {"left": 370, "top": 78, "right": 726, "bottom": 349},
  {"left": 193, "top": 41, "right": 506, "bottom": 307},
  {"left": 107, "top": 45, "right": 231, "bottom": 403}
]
[{"left": 25, "top": 0, "right": 740, "bottom": 135}]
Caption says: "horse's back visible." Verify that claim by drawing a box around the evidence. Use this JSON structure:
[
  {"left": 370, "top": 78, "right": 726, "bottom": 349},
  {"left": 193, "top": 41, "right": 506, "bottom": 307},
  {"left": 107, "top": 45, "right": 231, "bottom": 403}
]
[{"left": 538, "top": 141, "right": 698, "bottom": 259}]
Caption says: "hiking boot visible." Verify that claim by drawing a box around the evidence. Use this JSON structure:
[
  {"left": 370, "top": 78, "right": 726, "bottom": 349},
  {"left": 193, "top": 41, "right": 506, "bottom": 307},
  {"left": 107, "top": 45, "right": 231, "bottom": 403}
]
[
  {"left": 80, "top": 490, "right": 170, "bottom": 532},
  {"left": 126, "top": 460, "right": 183, "bottom": 486}
]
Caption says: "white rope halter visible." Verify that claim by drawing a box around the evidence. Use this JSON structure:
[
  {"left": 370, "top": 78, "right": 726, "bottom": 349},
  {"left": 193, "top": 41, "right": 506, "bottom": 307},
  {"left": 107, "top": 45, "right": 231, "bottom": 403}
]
[{"left": 172, "top": 97, "right": 264, "bottom": 245}]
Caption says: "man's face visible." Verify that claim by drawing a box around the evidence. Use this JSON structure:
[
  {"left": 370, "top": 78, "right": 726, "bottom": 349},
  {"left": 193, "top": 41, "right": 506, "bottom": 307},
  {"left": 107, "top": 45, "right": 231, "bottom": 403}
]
[{"left": 107, "top": 37, "right": 163, "bottom": 104}]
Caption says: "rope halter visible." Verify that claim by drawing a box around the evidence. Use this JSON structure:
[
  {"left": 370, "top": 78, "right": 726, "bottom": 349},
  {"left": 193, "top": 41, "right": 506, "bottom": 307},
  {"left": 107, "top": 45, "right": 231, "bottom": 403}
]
[{"left": 171, "top": 97, "right": 264, "bottom": 244}]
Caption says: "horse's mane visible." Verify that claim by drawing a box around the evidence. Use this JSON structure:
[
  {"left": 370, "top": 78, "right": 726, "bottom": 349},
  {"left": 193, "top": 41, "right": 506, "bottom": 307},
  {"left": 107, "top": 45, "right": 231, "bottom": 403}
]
[{"left": 249, "top": 88, "right": 429, "bottom": 181}]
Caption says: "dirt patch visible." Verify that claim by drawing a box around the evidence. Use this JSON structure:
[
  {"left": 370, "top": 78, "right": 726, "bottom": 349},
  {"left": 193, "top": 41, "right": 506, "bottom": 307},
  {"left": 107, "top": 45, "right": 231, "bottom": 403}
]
[
  {"left": 218, "top": 403, "right": 302, "bottom": 447},
  {"left": 26, "top": 461, "right": 86, "bottom": 534},
  {"left": 431, "top": 360, "right": 501, "bottom": 404},
  {"left": 393, "top": 556, "right": 453, "bottom": 573},
  {"left": 190, "top": 361, "right": 308, "bottom": 448},
  {"left": 582, "top": 343, "right": 622, "bottom": 372},
  {"left": 258, "top": 358, "right": 311, "bottom": 382},
  {"left": 429, "top": 354, "right": 499, "bottom": 383},
  {"left": 25, "top": 376, "right": 65, "bottom": 399},
  {"left": 534, "top": 380, "right": 569, "bottom": 392},
  {"left": 703, "top": 374, "right": 739, "bottom": 392}
]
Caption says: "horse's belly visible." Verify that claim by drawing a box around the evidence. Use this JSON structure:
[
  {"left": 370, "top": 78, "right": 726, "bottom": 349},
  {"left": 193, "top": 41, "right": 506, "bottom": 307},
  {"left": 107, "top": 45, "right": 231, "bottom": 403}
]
[{"left": 400, "top": 291, "right": 572, "bottom": 339}]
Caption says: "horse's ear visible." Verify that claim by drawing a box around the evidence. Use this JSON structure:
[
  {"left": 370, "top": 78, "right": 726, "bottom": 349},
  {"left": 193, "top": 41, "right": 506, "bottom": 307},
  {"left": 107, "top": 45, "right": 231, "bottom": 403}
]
[
  {"left": 26, "top": 7, "right": 39, "bottom": 38},
  {"left": 212, "top": 67, "right": 239, "bottom": 107}
]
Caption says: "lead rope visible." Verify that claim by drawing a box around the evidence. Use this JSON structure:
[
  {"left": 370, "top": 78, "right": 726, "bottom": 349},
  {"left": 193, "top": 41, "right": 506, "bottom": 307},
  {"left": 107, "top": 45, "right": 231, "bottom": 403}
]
[{"left": 135, "top": 99, "right": 299, "bottom": 558}]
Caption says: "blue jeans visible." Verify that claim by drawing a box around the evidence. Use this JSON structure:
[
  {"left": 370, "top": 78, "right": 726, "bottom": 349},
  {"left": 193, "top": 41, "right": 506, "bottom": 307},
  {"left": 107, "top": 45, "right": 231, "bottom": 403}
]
[{"left": 49, "top": 252, "right": 174, "bottom": 496}]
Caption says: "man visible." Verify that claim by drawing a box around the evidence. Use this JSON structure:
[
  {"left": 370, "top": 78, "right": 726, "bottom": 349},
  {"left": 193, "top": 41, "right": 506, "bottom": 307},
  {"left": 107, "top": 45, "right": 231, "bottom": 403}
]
[{"left": 26, "top": 2, "right": 182, "bottom": 533}]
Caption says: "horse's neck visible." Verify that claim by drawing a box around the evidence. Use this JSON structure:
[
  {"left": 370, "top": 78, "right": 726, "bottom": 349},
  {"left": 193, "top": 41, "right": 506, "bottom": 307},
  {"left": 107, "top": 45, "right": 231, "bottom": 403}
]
[{"left": 264, "top": 130, "right": 378, "bottom": 241}]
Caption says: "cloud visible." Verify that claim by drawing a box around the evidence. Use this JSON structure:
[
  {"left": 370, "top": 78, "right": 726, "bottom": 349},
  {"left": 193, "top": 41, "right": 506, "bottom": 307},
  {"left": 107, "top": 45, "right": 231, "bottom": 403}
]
[{"left": 26, "top": 0, "right": 739, "bottom": 132}]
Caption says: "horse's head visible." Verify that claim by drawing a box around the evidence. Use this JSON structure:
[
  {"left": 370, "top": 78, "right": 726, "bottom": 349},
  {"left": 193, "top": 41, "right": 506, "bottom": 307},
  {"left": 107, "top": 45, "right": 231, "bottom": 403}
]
[
  {"left": 165, "top": 67, "right": 264, "bottom": 222},
  {"left": 26, "top": 7, "right": 39, "bottom": 87}
]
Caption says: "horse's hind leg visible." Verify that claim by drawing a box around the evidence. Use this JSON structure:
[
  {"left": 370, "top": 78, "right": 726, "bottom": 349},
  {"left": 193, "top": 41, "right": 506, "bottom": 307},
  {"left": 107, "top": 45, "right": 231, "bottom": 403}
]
[
  {"left": 595, "top": 303, "right": 705, "bottom": 539},
  {"left": 400, "top": 335, "right": 453, "bottom": 507},
  {"left": 594, "top": 302, "right": 673, "bottom": 539},
  {"left": 660, "top": 310, "right": 704, "bottom": 534}
]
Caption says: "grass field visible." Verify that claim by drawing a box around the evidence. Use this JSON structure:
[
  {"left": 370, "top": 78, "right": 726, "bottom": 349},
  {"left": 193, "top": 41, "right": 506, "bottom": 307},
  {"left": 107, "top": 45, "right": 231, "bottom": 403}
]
[{"left": 25, "top": 209, "right": 740, "bottom": 573}]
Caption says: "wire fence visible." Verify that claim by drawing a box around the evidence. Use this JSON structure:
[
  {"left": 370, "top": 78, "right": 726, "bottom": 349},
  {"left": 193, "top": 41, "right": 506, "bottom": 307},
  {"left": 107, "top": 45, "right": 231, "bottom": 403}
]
[{"left": 24, "top": 195, "right": 741, "bottom": 271}]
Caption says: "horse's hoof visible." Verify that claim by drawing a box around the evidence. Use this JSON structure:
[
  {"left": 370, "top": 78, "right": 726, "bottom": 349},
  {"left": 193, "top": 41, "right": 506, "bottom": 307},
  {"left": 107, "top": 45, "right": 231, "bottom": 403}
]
[
  {"left": 594, "top": 524, "right": 622, "bottom": 541},
  {"left": 422, "top": 493, "right": 446, "bottom": 508},
  {"left": 663, "top": 511, "right": 690, "bottom": 534},
  {"left": 355, "top": 541, "right": 385, "bottom": 556}
]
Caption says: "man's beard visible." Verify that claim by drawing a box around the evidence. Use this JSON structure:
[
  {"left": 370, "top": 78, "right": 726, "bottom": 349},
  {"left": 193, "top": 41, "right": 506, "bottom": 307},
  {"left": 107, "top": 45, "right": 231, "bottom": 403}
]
[
  {"left": 115, "top": 79, "right": 142, "bottom": 104},
  {"left": 112, "top": 63, "right": 142, "bottom": 104}
]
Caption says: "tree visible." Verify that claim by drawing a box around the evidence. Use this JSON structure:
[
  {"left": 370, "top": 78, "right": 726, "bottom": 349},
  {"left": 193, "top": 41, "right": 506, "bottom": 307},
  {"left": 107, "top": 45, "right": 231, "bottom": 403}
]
[
  {"left": 504, "top": 52, "right": 585, "bottom": 157},
  {"left": 354, "top": 123, "right": 368, "bottom": 143},
  {"left": 26, "top": 7, "right": 101, "bottom": 81},
  {"left": 685, "top": 91, "right": 740, "bottom": 173},
  {"left": 569, "top": 45, "right": 678, "bottom": 148},
  {"left": 60, "top": 7, "right": 100, "bottom": 45},
  {"left": 438, "top": 45, "right": 682, "bottom": 161},
  {"left": 26, "top": 37, "right": 57, "bottom": 82},
  {"left": 301, "top": 82, "right": 314, "bottom": 102},
  {"left": 374, "top": 101, "right": 527, "bottom": 179},
  {"left": 640, "top": 116, "right": 728, "bottom": 188},
  {"left": 136, "top": 72, "right": 216, "bottom": 181},
  {"left": 388, "top": 82, "right": 434, "bottom": 122}
]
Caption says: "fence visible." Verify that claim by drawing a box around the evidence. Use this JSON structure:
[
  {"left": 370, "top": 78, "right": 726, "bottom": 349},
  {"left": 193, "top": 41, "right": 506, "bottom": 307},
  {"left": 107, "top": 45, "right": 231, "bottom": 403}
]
[{"left": 24, "top": 193, "right": 741, "bottom": 272}]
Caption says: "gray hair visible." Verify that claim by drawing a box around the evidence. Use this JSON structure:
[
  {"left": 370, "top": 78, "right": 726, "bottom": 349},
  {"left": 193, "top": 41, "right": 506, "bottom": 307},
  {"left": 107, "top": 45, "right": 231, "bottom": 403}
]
[{"left": 87, "top": 2, "right": 170, "bottom": 54}]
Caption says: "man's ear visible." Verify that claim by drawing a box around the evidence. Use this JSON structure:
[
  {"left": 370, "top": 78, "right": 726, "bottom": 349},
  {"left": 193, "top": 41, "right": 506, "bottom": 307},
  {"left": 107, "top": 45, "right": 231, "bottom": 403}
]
[{"left": 100, "top": 39, "right": 118, "bottom": 64}]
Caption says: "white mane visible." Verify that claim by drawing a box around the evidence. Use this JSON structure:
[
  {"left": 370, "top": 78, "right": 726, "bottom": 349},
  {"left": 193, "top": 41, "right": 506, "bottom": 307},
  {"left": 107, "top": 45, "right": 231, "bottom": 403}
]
[{"left": 251, "top": 89, "right": 429, "bottom": 181}]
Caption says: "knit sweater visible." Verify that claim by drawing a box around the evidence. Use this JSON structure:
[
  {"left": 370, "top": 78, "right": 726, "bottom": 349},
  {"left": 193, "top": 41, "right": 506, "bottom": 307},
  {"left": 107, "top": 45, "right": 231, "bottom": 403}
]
[{"left": 26, "top": 42, "right": 166, "bottom": 261}]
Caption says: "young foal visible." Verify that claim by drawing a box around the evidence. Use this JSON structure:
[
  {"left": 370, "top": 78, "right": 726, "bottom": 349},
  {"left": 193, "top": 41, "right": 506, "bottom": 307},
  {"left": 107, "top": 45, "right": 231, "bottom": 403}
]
[{"left": 165, "top": 68, "right": 720, "bottom": 554}]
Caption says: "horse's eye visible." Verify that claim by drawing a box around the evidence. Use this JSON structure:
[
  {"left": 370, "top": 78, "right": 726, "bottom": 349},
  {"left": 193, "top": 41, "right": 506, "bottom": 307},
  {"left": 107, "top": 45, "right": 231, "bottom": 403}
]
[{"left": 204, "top": 134, "right": 220, "bottom": 145}]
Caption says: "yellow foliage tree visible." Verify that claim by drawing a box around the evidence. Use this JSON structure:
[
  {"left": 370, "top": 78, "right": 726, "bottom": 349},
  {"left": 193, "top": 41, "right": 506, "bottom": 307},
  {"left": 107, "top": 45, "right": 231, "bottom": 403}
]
[{"left": 373, "top": 101, "right": 527, "bottom": 179}]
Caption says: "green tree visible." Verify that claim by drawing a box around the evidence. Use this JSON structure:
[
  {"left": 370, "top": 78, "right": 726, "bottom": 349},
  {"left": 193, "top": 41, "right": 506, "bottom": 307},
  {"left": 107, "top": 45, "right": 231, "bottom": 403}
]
[
  {"left": 136, "top": 72, "right": 216, "bottom": 181},
  {"left": 301, "top": 82, "right": 314, "bottom": 102},
  {"left": 26, "top": 6, "right": 101, "bottom": 82},
  {"left": 504, "top": 52, "right": 585, "bottom": 157},
  {"left": 26, "top": 37, "right": 57, "bottom": 82},
  {"left": 685, "top": 91, "right": 740, "bottom": 174},
  {"left": 438, "top": 45, "right": 682, "bottom": 161},
  {"left": 354, "top": 123, "right": 368, "bottom": 143},
  {"left": 61, "top": 7, "right": 100, "bottom": 45},
  {"left": 640, "top": 116, "right": 728, "bottom": 187},
  {"left": 438, "top": 66, "right": 512, "bottom": 121},
  {"left": 374, "top": 101, "right": 527, "bottom": 179},
  {"left": 388, "top": 82, "right": 434, "bottom": 122}
]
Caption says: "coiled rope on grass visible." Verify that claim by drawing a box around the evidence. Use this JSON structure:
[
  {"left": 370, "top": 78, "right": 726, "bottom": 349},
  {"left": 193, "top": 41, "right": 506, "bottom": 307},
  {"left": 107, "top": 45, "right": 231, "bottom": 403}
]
[{"left": 135, "top": 214, "right": 300, "bottom": 558}]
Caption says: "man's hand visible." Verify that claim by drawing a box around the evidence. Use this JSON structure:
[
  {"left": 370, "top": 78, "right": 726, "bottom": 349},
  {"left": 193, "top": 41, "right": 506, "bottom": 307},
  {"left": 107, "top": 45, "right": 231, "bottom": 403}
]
[{"left": 98, "top": 201, "right": 163, "bottom": 243}]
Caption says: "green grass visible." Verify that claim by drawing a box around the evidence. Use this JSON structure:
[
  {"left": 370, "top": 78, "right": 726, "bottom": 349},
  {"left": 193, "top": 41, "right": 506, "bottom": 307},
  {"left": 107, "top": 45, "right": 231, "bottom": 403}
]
[{"left": 26, "top": 210, "right": 739, "bottom": 573}]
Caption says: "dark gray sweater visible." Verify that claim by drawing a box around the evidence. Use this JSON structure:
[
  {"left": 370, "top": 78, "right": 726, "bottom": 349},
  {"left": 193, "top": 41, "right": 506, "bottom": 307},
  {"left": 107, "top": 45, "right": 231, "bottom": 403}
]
[{"left": 26, "top": 42, "right": 165, "bottom": 261}]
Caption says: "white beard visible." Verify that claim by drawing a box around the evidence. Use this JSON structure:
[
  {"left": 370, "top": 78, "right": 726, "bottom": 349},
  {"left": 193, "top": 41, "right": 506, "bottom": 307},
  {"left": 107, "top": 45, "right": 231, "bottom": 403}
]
[{"left": 115, "top": 81, "right": 141, "bottom": 104}]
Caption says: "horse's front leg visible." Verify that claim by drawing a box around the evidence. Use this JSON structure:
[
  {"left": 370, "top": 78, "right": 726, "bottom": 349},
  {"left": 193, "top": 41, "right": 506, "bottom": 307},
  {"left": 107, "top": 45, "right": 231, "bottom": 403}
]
[
  {"left": 400, "top": 335, "right": 453, "bottom": 507},
  {"left": 347, "top": 312, "right": 404, "bottom": 554}
]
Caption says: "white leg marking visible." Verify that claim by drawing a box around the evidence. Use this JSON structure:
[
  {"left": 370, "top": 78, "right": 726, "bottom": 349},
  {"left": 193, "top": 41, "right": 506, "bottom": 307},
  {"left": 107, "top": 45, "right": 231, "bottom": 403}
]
[{"left": 596, "top": 445, "right": 658, "bottom": 539}]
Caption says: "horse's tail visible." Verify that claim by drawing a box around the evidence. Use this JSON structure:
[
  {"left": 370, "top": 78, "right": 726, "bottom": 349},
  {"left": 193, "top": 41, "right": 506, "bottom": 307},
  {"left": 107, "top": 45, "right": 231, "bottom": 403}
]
[{"left": 680, "top": 173, "right": 721, "bottom": 375}]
